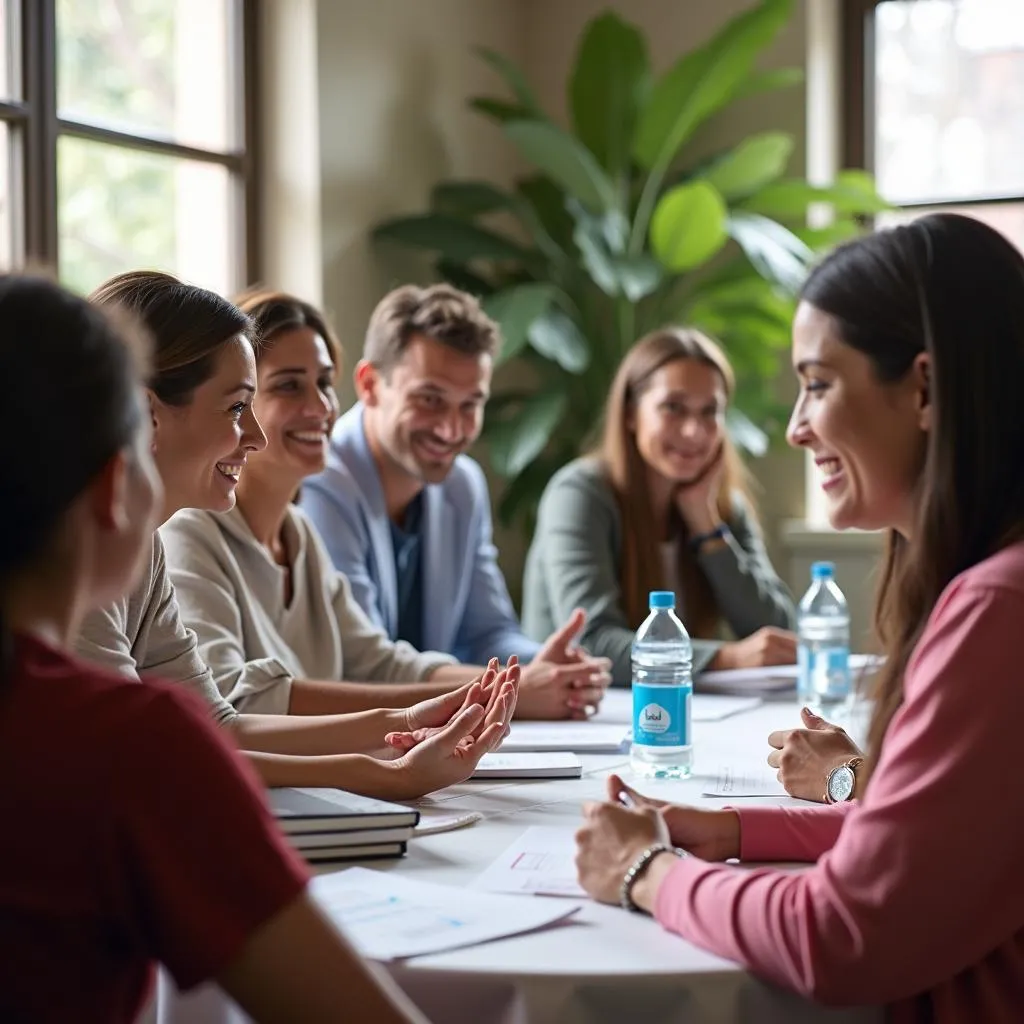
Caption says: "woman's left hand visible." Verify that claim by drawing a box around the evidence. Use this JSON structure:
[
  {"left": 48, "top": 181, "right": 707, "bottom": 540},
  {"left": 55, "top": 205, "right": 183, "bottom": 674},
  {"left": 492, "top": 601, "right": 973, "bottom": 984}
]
[
  {"left": 674, "top": 446, "right": 725, "bottom": 535},
  {"left": 575, "top": 800, "right": 667, "bottom": 905}
]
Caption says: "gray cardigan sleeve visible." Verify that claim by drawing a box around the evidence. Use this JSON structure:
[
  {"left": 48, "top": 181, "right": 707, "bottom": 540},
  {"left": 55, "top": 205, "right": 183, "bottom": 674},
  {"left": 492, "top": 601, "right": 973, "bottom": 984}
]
[{"left": 698, "top": 494, "right": 796, "bottom": 638}]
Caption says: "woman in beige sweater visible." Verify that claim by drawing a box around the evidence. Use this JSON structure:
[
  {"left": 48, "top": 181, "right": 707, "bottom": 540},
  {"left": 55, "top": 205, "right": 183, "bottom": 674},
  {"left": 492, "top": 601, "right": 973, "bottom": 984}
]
[{"left": 80, "top": 271, "right": 517, "bottom": 801}]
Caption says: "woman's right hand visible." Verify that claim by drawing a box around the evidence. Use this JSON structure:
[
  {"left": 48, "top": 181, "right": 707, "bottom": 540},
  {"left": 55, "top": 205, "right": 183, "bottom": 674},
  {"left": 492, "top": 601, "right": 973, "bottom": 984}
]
[
  {"left": 606, "top": 774, "right": 741, "bottom": 861},
  {"left": 712, "top": 627, "right": 797, "bottom": 671}
]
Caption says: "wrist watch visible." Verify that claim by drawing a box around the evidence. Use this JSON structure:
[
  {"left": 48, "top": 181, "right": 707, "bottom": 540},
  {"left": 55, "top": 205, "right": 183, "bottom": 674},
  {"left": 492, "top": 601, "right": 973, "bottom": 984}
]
[{"left": 824, "top": 756, "right": 864, "bottom": 804}]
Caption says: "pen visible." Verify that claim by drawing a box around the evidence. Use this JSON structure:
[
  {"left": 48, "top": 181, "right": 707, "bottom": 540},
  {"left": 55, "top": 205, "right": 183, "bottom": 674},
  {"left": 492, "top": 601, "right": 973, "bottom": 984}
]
[{"left": 617, "top": 790, "right": 636, "bottom": 809}]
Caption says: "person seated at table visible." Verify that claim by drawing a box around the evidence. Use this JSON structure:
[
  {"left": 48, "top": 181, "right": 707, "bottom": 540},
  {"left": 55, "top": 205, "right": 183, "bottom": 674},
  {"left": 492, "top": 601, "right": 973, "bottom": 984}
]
[
  {"left": 80, "top": 270, "right": 518, "bottom": 802},
  {"left": 295, "top": 283, "right": 611, "bottom": 715},
  {"left": 0, "top": 274, "right": 433, "bottom": 1024},
  {"left": 159, "top": 286, "right": 604, "bottom": 728},
  {"left": 574, "top": 213, "right": 1024, "bottom": 1020},
  {"left": 521, "top": 327, "right": 796, "bottom": 685}
]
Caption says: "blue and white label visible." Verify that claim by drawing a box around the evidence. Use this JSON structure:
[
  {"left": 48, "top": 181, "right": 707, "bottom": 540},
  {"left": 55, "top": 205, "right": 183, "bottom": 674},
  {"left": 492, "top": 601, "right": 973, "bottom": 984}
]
[
  {"left": 632, "top": 683, "right": 690, "bottom": 747},
  {"left": 798, "top": 645, "right": 851, "bottom": 699}
]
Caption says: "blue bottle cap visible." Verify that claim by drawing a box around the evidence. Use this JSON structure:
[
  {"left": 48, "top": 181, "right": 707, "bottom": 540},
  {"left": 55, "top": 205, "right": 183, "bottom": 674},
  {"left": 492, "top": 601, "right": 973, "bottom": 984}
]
[
  {"left": 649, "top": 590, "right": 676, "bottom": 609},
  {"left": 811, "top": 561, "right": 835, "bottom": 580}
]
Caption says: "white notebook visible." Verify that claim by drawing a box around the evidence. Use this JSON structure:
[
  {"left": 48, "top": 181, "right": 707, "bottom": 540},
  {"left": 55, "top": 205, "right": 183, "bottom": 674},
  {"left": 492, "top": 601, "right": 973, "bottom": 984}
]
[
  {"left": 499, "top": 722, "right": 630, "bottom": 753},
  {"left": 472, "top": 752, "right": 583, "bottom": 779}
]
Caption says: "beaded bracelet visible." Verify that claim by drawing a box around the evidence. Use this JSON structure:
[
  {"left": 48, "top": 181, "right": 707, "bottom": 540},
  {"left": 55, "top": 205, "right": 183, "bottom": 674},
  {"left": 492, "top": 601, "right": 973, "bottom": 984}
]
[{"left": 619, "top": 844, "right": 687, "bottom": 913}]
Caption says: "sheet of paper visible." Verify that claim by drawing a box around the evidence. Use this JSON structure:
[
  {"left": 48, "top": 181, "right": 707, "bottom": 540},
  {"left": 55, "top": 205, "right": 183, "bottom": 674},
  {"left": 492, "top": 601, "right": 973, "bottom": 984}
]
[
  {"left": 413, "top": 811, "right": 483, "bottom": 836},
  {"left": 474, "top": 826, "right": 586, "bottom": 898},
  {"left": 500, "top": 721, "right": 629, "bottom": 753},
  {"left": 311, "top": 867, "right": 581, "bottom": 960},
  {"left": 472, "top": 752, "right": 582, "bottom": 778},
  {"left": 697, "top": 653, "right": 882, "bottom": 694},
  {"left": 701, "top": 763, "right": 786, "bottom": 798}
]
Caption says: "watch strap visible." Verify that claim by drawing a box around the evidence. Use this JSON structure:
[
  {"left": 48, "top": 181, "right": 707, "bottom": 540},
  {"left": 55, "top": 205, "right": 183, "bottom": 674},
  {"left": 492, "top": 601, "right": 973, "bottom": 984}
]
[{"left": 689, "top": 524, "right": 729, "bottom": 552}]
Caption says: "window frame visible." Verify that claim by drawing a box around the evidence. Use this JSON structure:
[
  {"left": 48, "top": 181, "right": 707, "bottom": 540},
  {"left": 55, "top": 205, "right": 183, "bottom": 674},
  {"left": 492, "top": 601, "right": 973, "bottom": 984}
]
[
  {"left": 0, "top": 0, "right": 260, "bottom": 283},
  {"left": 842, "top": 0, "right": 1024, "bottom": 217}
]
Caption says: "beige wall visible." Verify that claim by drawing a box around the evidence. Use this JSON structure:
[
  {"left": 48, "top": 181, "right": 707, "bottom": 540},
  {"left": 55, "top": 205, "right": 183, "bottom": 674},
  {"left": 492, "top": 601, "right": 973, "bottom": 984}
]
[{"left": 314, "top": 0, "right": 526, "bottom": 408}]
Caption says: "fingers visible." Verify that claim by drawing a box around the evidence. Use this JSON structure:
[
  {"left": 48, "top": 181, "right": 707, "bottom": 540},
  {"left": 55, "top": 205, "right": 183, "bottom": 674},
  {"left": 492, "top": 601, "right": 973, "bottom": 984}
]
[
  {"left": 423, "top": 704, "right": 485, "bottom": 754},
  {"left": 547, "top": 608, "right": 586, "bottom": 651},
  {"left": 767, "top": 728, "right": 791, "bottom": 750},
  {"left": 767, "top": 749, "right": 781, "bottom": 769},
  {"left": 800, "top": 706, "right": 829, "bottom": 729}
]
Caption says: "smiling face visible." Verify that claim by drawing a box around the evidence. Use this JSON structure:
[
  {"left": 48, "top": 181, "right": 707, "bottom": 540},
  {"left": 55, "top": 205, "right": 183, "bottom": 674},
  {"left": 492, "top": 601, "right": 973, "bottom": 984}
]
[
  {"left": 630, "top": 357, "right": 726, "bottom": 485},
  {"left": 357, "top": 333, "right": 491, "bottom": 486},
  {"left": 149, "top": 334, "right": 266, "bottom": 517},
  {"left": 787, "top": 301, "right": 929, "bottom": 534},
  {"left": 251, "top": 326, "right": 339, "bottom": 486}
]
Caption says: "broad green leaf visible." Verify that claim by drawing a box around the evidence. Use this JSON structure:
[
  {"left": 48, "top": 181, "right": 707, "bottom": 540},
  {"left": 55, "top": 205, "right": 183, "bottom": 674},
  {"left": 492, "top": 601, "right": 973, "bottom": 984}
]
[
  {"left": 469, "top": 97, "right": 532, "bottom": 123},
  {"left": 569, "top": 12, "right": 649, "bottom": 177},
  {"left": 617, "top": 254, "right": 663, "bottom": 301},
  {"left": 436, "top": 260, "right": 494, "bottom": 297},
  {"left": 702, "top": 132, "right": 794, "bottom": 201},
  {"left": 728, "top": 210, "right": 812, "bottom": 294},
  {"left": 495, "top": 450, "right": 564, "bottom": 527},
  {"left": 476, "top": 47, "right": 543, "bottom": 116},
  {"left": 373, "top": 214, "right": 529, "bottom": 264},
  {"left": 574, "top": 217, "right": 620, "bottom": 295},
  {"left": 517, "top": 175, "right": 575, "bottom": 253},
  {"left": 793, "top": 219, "right": 864, "bottom": 251},
  {"left": 488, "top": 390, "right": 568, "bottom": 477},
  {"left": 483, "top": 283, "right": 557, "bottom": 364},
  {"left": 739, "top": 176, "right": 890, "bottom": 218},
  {"left": 729, "top": 66, "right": 804, "bottom": 104},
  {"left": 687, "top": 273, "right": 794, "bottom": 328},
  {"left": 504, "top": 120, "right": 618, "bottom": 213},
  {"left": 632, "top": 0, "right": 793, "bottom": 171},
  {"left": 726, "top": 406, "right": 769, "bottom": 457},
  {"left": 431, "top": 181, "right": 514, "bottom": 217},
  {"left": 650, "top": 180, "right": 729, "bottom": 272},
  {"left": 527, "top": 308, "right": 591, "bottom": 373}
]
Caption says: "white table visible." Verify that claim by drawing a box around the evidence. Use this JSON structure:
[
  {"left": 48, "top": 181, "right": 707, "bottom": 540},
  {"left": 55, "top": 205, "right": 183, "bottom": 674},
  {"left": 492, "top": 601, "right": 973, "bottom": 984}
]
[{"left": 156, "top": 694, "right": 879, "bottom": 1024}]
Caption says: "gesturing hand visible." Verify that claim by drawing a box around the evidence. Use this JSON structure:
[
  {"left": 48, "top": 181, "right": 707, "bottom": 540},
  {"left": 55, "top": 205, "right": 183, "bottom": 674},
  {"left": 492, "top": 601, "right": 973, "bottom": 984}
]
[
  {"left": 385, "top": 658, "right": 520, "bottom": 755},
  {"left": 712, "top": 627, "right": 798, "bottom": 671},
  {"left": 517, "top": 609, "right": 612, "bottom": 720},
  {"left": 767, "top": 707, "right": 864, "bottom": 802}
]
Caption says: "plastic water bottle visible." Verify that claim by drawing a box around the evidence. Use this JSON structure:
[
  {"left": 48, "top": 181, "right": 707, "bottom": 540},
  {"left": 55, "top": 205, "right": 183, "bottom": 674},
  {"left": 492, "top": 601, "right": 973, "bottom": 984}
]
[
  {"left": 797, "top": 561, "right": 851, "bottom": 712},
  {"left": 630, "top": 591, "right": 693, "bottom": 779}
]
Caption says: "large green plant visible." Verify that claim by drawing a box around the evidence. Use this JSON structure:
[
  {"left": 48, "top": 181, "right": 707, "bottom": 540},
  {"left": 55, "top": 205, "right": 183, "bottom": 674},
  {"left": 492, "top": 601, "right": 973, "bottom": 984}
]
[{"left": 373, "top": 0, "right": 886, "bottom": 532}]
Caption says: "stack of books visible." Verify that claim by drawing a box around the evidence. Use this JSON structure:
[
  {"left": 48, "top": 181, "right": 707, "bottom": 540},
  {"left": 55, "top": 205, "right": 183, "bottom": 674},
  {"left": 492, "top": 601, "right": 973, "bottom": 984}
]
[{"left": 269, "top": 787, "right": 419, "bottom": 863}]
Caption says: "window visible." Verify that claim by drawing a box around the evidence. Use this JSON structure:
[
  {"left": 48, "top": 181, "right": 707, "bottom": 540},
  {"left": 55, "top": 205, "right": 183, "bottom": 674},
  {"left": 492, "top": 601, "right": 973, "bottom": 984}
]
[
  {"left": 844, "top": 0, "right": 1024, "bottom": 249},
  {"left": 0, "top": 0, "right": 257, "bottom": 294}
]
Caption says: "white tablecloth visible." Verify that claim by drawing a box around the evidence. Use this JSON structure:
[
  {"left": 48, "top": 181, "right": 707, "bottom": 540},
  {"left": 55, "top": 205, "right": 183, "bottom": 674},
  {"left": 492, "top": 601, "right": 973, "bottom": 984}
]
[{"left": 155, "top": 693, "right": 880, "bottom": 1024}]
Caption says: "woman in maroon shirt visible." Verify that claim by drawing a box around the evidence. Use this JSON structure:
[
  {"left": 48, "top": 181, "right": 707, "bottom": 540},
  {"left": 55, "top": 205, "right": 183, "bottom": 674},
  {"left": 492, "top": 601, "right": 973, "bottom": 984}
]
[{"left": 0, "top": 275, "right": 431, "bottom": 1023}]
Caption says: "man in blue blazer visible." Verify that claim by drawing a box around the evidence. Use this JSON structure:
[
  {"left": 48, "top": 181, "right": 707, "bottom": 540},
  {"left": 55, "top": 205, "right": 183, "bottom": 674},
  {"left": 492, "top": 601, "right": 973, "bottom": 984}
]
[{"left": 300, "top": 283, "right": 610, "bottom": 719}]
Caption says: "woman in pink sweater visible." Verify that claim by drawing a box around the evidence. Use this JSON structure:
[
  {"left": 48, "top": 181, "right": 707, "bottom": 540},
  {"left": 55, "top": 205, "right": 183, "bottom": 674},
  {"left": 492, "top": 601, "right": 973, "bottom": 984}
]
[{"left": 575, "top": 213, "right": 1024, "bottom": 1023}]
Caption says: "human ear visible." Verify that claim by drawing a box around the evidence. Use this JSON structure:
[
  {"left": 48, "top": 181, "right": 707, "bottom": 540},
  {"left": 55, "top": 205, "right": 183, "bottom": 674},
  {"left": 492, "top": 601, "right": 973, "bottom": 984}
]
[
  {"left": 89, "top": 450, "right": 132, "bottom": 531},
  {"left": 353, "top": 360, "right": 380, "bottom": 406},
  {"left": 145, "top": 388, "right": 161, "bottom": 454}
]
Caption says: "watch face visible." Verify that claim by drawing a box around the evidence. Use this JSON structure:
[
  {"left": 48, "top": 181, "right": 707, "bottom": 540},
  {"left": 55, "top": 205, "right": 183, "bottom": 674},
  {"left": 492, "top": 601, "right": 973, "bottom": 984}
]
[{"left": 828, "top": 765, "right": 856, "bottom": 803}]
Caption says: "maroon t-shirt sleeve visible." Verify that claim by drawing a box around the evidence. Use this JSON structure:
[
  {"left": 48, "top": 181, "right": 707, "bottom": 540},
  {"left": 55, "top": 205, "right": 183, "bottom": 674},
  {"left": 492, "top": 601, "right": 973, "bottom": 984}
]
[{"left": 112, "top": 686, "right": 310, "bottom": 990}]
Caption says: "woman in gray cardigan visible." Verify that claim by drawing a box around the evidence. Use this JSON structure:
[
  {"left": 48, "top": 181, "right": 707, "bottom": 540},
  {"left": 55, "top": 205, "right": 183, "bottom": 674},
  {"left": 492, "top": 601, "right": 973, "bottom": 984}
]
[{"left": 523, "top": 327, "right": 796, "bottom": 685}]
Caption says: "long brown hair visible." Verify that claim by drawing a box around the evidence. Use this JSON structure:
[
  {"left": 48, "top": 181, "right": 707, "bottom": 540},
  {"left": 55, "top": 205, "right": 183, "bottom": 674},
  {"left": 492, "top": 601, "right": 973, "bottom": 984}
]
[
  {"left": 800, "top": 214, "right": 1024, "bottom": 780},
  {"left": 91, "top": 271, "right": 254, "bottom": 405},
  {"left": 234, "top": 287, "right": 342, "bottom": 373},
  {"left": 597, "top": 327, "right": 754, "bottom": 634}
]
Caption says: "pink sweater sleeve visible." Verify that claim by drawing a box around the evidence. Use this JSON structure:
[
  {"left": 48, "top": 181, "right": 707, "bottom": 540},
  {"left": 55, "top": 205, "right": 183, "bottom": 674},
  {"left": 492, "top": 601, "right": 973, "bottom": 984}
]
[
  {"left": 737, "top": 802, "right": 853, "bottom": 862},
  {"left": 654, "top": 579, "right": 1024, "bottom": 1006}
]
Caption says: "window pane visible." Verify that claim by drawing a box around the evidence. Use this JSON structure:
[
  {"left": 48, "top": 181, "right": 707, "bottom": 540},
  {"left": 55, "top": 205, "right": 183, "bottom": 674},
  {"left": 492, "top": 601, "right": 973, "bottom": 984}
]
[
  {"left": 0, "top": 121, "right": 16, "bottom": 269},
  {"left": 56, "top": 0, "right": 239, "bottom": 151},
  {"left": 876, "top": 201, "right": 1024, "bottom": 254},
  {"left": 58, "top": 137, "right": 236, "bottom": 296},
  {"left": 875, "top": 0, "right": 1024, "bottom": 203},
  {"left": 0, "top": 0, "right": 18, "bottom": 100}
]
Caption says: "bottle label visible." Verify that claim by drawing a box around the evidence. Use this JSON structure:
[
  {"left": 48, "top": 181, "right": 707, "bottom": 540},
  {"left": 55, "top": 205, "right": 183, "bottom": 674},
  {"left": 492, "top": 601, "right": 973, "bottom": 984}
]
[
  {"left": 798, "top": 645, "right": 851, "bottom": 698},
  {"left": 632, "top": 683, "right": 690, "bottom": 747}
]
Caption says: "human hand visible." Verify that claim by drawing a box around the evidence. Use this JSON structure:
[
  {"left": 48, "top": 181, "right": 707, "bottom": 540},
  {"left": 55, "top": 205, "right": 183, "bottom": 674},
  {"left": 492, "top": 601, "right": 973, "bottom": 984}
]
[
  {"left": 606, "top": 774, "right": 740, "bottom": 862},
  {"left": 384, "top": 659, "right": 519, "bottom": 755},
  {"left": 518, "top": 609, "right": 612, "bottom": 720},
  {"left": 767, "top": 707, "right": 864, "bottom": 802},
  {"left": 382, "top": 689, "right": 516, "bottom": 800},
  {"left": 674, "top": 445, "right": 725, "bottom": 535},
  {"left": 574, "top": 797, "right": 668, "bottom": 905},
  {"left": 711, "top": 627, "right": 798, "bottom": 671}
]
